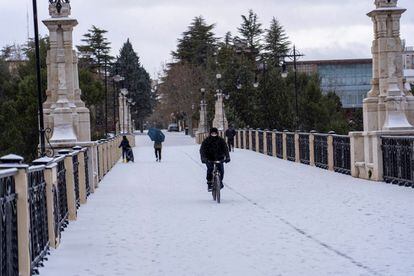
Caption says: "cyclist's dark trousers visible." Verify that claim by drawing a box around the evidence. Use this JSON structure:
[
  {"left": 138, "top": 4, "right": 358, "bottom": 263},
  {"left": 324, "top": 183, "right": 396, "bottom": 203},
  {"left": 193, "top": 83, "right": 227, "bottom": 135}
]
[
  {"left": 227, "top": 139, "right": 234, "bottom": 151},
  {"left": 122, "top": 148, "right": 128, "bottom": 159},
  {"left": 206, "top": 162, "right": 224, "bottom": 182},
  {"left": 155, "top": 148, "right": 162, "bottom": 160}
]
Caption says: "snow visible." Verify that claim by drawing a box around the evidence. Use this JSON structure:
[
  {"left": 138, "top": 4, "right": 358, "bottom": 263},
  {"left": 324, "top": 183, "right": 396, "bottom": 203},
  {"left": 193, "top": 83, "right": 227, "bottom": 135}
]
[{"left": 39, "top": 132, "right": 414, "bottom": 276}]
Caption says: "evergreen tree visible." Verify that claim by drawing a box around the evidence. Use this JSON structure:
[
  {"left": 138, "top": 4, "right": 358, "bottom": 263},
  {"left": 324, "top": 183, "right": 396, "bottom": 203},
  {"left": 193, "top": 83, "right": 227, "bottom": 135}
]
[
  {"left": 117, "top": 39, "right": 153, "bottom": 131},
  {"left": 237, "top": 10, "right": 263, "bottom": 56},
  {"left": 172, "top": 16, "right": 217, "bottom": 66},
  {"left": 264, "top": 18, "right": 290, "bottom": 66},
  {"left": 77, "top": 25, "right": 112, "bottom": 69},
  {"left": 77, "top": 25, "right": 113, "bottom": 138}
]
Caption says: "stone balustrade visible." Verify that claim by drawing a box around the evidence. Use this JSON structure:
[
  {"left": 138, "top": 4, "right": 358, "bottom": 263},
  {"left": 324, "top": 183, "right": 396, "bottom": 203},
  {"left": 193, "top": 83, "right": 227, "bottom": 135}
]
[{"left": 0, "top": 134, "right": 134, "bottom": 276}]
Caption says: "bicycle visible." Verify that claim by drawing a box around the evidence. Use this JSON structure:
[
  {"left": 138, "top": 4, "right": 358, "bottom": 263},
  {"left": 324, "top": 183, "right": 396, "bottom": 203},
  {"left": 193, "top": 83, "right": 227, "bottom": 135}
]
[{"left": 210, "top": 161, "right": 224, "bottom": 204}]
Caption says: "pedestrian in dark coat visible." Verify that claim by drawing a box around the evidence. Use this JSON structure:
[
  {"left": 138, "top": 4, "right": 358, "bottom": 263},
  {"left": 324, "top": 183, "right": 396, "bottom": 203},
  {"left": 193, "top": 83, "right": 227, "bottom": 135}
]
[
  {"left": 154, "top": 141, "right": 162, "bottom": 162},
  {"left": 200, "top": 128, "right": 230, "bottom": 191},
  {"left": 225, "top": 126, "right": 237, "bottom": 152},
  {"left": 119, "top": 136, "right": 131, "bottom": 162}
]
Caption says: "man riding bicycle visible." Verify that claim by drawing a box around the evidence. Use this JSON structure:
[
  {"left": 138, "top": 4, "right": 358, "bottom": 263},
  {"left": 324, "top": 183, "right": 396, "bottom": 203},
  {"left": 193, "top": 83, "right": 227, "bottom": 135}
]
[{"left": 200, "top": 128, "right": 231, "bottom": 191}]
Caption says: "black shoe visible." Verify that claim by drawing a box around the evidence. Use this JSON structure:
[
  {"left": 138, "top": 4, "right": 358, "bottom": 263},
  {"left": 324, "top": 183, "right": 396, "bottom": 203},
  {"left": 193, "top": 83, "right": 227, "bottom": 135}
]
[{"left": 207, "top": 182, "right": 213, "bottom": 192}]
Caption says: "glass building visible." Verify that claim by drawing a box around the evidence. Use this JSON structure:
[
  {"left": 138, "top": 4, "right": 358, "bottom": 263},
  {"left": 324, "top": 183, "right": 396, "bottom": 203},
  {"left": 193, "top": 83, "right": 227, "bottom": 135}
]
[{"left": 292, "top": 59, "right": 372, "bottom": 109}]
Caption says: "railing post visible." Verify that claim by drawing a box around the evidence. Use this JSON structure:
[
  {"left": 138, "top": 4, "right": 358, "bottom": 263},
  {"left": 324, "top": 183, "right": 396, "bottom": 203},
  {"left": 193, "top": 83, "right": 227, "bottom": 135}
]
[
  {"left": 309, "top": 131, "right": 316, "bottom": 166},
  {"left": 32, "top": 157, "right": 60, "bottom": 249},
  {"left": 272, "top": 130, "right": 277, "bottom": 157},
  {"left": 263, "top": 130, "right": 268, "bottom": 155},
  {"left": 328, "top": 131, "right": 335, "bottom": 171},
  {"left": 242, "top": 129, "right": 246, "bottom": 149},
  {"left": 0, "top": 155, "right": 31, "bottom": 276},
  {"left": 295, "top": 131, "right": 300, "bottom": 163},
  {"left": 60, "top": 150, "right": 77, "bottom": 221},
  {"left": 90, "top": 143, "right": 98, "bottom": 191},
  {"left": 248, "top": 129, "right": 253, "bottom": 150},
  {"left": 73, "top": 147, "right": 87, "bottom": 205},
  {"left": 98, "top": 142, "right": 104, "bottom": 180},
  {"left": 256, "top": 129, "right": 260, "bottom": 153},
  {"left": 283, "top": 130, "right": 288, "bottom": 160}
]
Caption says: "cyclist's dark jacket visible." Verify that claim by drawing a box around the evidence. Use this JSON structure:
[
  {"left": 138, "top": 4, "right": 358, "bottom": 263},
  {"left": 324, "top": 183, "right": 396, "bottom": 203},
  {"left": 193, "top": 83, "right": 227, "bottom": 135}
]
[{"left": 200, "top": 136, "right": 230, "bottom": 162}]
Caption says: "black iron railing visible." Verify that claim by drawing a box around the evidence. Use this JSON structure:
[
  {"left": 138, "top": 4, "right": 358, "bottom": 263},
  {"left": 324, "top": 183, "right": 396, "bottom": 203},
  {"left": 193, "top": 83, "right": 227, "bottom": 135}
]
[
  {"left": 0, "top": 169, "right": 19, "bottom": 276},
  {"left": 245, "top": 130, "right": 250, "bottom": 150},
  {"left": 84, "top": 150, "right": 90, "bottom": 197},
  {"left": 251, "top": 130, "right": 257, "bottom": 152},
  {"left": 382, "top": 136, "right": 414, "bottom": 187},
  {"left": 258, "top": 131, "right": 264, "bottom": 153},
  {"left": 56, "top": 158, "right": 68, "bottom": 234},
  {"left": 286, "top": 133, "right": 296, "bottom": 162},
  {"left": 72, "top": 155, "right": 80, "bottom": 208},
  {"left": 276, "top": 133, "right": 283, "bottom": 159},
  {"left": 299, "top": 134, "right": 310, "bottom": 165},
  {"left": 314, "top": 134, "right": 328, "bottom": 169},
  {"left": 27, "top": 166, "right": 49, "bottom": 275},
  {"left": 267, "top": 132, "right": 273, "bottom": 156},
  {"left": 333, "top": 135, "right": 351, "bottom": 175}
]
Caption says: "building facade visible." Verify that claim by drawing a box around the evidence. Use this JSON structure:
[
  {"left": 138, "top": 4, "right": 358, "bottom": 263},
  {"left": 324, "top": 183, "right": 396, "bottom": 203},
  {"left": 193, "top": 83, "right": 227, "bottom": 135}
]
[
  {"left": 289, "top": 46, "right": 414, "bottom": 109},
  {"left": 289, "top": 59, "right": 372, "bottom": 109}
]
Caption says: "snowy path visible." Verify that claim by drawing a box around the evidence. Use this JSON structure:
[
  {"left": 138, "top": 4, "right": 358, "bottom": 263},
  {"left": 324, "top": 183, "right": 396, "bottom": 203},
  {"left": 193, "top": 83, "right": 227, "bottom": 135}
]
[{"left": 40, "top": 132, "right": 414, "bottom": 276}]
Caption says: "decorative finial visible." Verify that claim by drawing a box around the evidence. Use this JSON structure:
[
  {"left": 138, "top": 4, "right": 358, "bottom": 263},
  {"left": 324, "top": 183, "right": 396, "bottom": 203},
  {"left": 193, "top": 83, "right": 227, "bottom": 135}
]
[
  {"left": 49, "top": 0, "right": 71, "bottom": 17},
  {"left": 375, "top": 0, "right": 398, "bottom": 8}
]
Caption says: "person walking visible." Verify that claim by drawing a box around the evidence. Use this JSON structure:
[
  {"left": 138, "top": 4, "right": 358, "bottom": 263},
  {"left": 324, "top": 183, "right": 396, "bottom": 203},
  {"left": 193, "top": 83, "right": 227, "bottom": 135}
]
[
  {"left": 225, "top": 125, "right": 237, "bottom": 152},
  {"left": 119, "top": 136, "right": 132, "bottom": 163},
  {"left": 154, "top": 141, "right": 162, "bottom": 162},
  {"left": 200, "top": 128, "right": 231, "bottom": 191}
]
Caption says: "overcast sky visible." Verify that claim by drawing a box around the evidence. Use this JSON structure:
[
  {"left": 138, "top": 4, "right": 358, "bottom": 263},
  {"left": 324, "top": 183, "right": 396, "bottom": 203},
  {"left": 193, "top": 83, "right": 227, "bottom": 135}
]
[{"left": 1, "top": 0, "right": 413, "bottom": 78}]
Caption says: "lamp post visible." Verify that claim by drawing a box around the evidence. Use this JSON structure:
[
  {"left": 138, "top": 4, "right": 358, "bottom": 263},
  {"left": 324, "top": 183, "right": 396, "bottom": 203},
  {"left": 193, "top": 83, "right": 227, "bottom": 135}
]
[
  {"left": 113, "top": 74, "right": 125, "bottom": 134},
  {"left": 120, "top": 88, "right": 128, "bottom": 133},
  {"left": 32, "top": 0, "right": 46, "bottom": 156},
  {"left": 215, "top": 73, "right": 229, "bottom": 131},
  {"left": 280, "top": 45, "right": 304, "bottom": 130},
  {"left": 199, "top": 88, "right": 208, "bottom": 133}
]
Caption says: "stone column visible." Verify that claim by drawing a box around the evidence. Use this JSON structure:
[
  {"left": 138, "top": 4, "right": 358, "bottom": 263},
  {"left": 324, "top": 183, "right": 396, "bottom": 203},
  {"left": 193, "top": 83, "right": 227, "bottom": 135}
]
[
  {"left": 350, "top": 0, "right": 414, "bottom": 181},
  {"left": 198, "top": 100, "right": 208, "bottom": 133},
  {"left": 42, "top": 1, "right": 91, "bottom": 144},
  {"left": 212, "top": 92, "right": 228, "bottom": 131}
]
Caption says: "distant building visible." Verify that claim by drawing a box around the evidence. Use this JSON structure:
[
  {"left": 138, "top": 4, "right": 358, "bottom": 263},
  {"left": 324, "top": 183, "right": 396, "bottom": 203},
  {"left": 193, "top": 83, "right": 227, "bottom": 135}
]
[
  {"left": 287, "top": 46, "right": 414, "bottom": 108},
  {"left": 288, "top": 59, "right": 372, "bottom": 108}
]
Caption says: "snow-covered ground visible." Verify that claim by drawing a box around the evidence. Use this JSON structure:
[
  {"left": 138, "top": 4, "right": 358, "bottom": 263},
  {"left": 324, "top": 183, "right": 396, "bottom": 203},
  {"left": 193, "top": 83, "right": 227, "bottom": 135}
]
[{"left": 40, "top": 132, "right": 414, "bottom": 276}]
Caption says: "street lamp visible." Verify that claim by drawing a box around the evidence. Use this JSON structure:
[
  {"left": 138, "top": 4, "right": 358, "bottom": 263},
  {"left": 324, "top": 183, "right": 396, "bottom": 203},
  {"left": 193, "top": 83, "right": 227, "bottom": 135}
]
[
  {"left": 120, "top": 88, "right": 128, "bottom": 133},
  {"left": 279, "top": 45, "right": 303, "bottom": 130},
  {"left": 113, "top": 74, "right": 124, "bottom": 135},
  {"left": 32, "top": 0, "right": 46, "bottom": 156}
]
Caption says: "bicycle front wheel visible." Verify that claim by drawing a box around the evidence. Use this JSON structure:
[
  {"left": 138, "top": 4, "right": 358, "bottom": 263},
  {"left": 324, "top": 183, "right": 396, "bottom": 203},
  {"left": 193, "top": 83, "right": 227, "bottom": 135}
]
[{"left": 214, "top": 174, "right": 221, "bottom": 204}]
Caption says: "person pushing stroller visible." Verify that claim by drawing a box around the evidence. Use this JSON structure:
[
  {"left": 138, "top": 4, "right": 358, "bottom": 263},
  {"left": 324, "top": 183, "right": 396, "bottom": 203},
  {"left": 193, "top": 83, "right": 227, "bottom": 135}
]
[{"left": 119, "top": 136, "right": 134, "bottom": 163}]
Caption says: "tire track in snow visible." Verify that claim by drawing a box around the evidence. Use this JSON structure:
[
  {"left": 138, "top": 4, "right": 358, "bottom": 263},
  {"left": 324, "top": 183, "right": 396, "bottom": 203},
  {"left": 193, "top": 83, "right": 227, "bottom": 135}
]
[{"left": 182, "top": 150, "right": 383, "bottom": 276}]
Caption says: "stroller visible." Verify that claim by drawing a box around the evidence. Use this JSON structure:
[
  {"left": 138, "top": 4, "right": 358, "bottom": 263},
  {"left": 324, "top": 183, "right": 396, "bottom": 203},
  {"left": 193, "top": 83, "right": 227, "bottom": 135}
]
[{"left": 126, "top": 147, "right": 134, "bottom": 162}]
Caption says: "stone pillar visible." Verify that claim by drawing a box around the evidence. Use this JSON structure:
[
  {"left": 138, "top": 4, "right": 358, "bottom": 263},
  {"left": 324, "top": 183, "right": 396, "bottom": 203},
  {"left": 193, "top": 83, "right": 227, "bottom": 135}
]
[
  {"left": 61, "top": 150, "right": 77, "bottom": 221},
  {"left": 309, "top": 131, "right": 316, "bottom": 166},
  {"left": 272, "top": 130, "right": 277, "bottom": 157},
  {"left": 212, "top": 92, "right": 228, "bottom": 131},
  {"left": 350, "top": 0, "right": 414, "bottom": 181},
  {"left": 282, "top": 130, "right": 288, "bottom": 160},
  {"left": 327, "top": 131, "right": 335, "bottom": 171},
  {"left": 295, "top": 132, "right": 300, "bottom": 163},
  {"left": 198, "top": 100, "right": 208, "bottom": 133},
  {"left": 42, "top": 1, "right": 90, "bottom": 144}
]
